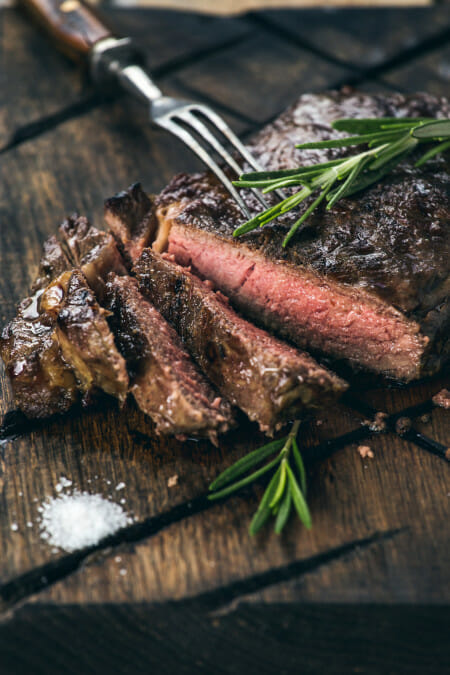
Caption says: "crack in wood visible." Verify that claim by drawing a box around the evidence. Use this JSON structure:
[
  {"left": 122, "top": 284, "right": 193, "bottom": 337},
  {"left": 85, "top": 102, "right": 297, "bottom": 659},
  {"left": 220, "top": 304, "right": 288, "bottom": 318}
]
[
  {"left": 199, "top": 528, "right": 407, "bottom": 616},
  {"left": 343, "top": 394, "right": 449, "bottom": 462},
  {"left": 247, "top": 11, "right": 450, "bottom": 83},
  {"left": 0, "top": 525, "right": 405, "bottom": 622},
  {"left": 0, "top": 94, "right": 112, "bottom": 156}
]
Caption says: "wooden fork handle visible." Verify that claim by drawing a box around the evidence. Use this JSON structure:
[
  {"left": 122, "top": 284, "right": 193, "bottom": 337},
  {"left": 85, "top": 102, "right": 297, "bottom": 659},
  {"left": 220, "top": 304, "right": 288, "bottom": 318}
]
[{"left": 18, "top": 0, "right": 112, "bottom": 62}]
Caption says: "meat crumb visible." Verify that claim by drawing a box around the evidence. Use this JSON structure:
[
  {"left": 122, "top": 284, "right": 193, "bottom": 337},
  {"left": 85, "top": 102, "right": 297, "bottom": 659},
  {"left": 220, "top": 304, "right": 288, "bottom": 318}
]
[
  {"left": 211, "top": 397, "right": 222, "bottom": 410},
  {"left": 167, "top": 474, "right": 179, "bottom": 488},
  {"left": 432, "top": 389, "right": 450, "bottom": 409},
  {"left": 395, "top": 417, "right": 412, "bottom": 436},
  {"left": 370, "top": 412, "right": 388, "bottom": 432},
  {"left": 358, "top": 445, "right": 374, "bottom": 459},
  {"left": 419, "top": 413, "right": 431, "bottom": 424},
  {"left": 445, "top": 448, "right": 450, "bottom": 462}
]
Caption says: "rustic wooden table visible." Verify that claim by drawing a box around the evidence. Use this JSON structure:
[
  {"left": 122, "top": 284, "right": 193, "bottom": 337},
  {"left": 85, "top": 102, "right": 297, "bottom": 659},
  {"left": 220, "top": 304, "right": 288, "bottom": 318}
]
[{"left": 0, "top": 5, "right": 449, "bottom": 674}]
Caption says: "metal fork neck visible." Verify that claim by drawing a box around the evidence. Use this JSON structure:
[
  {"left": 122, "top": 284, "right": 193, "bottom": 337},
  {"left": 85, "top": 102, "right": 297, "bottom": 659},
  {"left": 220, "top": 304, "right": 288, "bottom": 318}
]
[{"left": 90, "top": 37, "right": 162, "bottom": 104}]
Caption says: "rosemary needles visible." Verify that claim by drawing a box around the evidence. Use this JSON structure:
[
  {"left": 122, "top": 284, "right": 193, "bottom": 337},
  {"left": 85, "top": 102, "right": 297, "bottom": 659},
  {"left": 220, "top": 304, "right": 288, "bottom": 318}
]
[
  {"left": 208, "top": 420, "right": 311, "bottom": 535},
  {"left": 233, "top": 117, "right": 450, "bottom": 247}
]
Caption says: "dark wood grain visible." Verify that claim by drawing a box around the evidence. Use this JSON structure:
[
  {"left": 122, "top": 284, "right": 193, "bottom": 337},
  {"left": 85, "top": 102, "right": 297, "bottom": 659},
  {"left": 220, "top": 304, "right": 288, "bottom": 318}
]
[
  {"left": 166, "top": 31, "right": 351, "bottom": 123},
  {"left": 0, "top": 5, "right": 449, "bottom": 673},
  {"left": 257, "top": 7, "right": 450, "bottom": 70}
]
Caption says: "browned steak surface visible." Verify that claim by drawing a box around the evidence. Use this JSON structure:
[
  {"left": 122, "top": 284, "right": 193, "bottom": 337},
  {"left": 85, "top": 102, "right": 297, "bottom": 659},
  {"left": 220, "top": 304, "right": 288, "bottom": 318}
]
[
  {"left": 104, "top": 183, "right": 156, "bottom": 267},
  {"left": 0, "top": 268, "right": 129, "bottom": 417},
  {"left": 154, "top": 91, "right": 450, "bottom": 381},
  {"left": 56, "top": 270, "right": 129, "bottom": 405},
  {"left": 0, "top": 241, "right": 78, "bottom": 418},
  {"left": 106, "top": 274, "right": 234, "bottom": 442},
  {"left": 134, "top": 249, "right": 347, "bottom": 434},
  {"left": 59, "top": 215, "right": 128, "bottom": 300},
  {"left": 1, "top": 221, "right": 129, "bottom": 418}
]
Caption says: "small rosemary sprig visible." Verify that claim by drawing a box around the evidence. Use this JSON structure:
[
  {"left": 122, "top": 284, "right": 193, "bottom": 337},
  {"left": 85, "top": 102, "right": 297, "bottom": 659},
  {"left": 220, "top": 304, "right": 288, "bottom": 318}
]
[
  {"left": 208, "top": 420, "right": 311, "bottom": 535},
  {"left": 233, "top": 117, "right": 450, "bottom": 247}
]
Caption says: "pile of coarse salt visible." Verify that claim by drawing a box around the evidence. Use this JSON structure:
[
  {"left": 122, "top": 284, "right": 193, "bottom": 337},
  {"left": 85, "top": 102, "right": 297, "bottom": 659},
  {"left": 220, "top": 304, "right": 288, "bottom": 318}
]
[{"left": 40, "top": 491, "right": 132, "bottom": 552}]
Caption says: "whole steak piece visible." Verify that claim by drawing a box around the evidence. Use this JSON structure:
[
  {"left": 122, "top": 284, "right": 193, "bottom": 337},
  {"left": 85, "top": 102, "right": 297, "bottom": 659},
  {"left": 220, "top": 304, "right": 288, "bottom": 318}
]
[{"left": 152, "top": 91, "right": 450, "bottom": 382}]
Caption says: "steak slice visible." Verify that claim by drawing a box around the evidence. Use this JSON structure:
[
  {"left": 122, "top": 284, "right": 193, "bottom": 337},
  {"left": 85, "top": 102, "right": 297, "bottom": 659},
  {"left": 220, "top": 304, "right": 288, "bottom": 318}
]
[
  {"left": 0, "top": 240, "right": 78, "bottom": 418},
  {"left": 30, "top": 235, "right": 72, "bottom": 294},
  {"left": 134, "top": 249, "right": 347, "bottom": 434},
  {"left": 55, "top": 270, "right": 129, "bottom": 405},
  {"left": 104, "top": 183, "right": 156, "bottom": 267},
  {"left": 152, "top": 91, "right": 450, "bottom": 382},
  {"left": 1, "top": 245, "right": 128, "bottom": 417},
  {"left": 106, "top": 274, "right": 234, "bottom": 441},
  {"left": 59, "top": 215, "right": 128, "bottom": 301}
]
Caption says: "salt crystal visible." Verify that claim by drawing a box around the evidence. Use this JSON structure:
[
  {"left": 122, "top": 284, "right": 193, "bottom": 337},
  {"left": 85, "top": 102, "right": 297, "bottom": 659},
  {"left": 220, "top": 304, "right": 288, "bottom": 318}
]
[
  {"left": 119, "top": 568, "right": 127, "bottom": 576},
  {"left": 115, "top": 556, "right": 122, "bottom": 563},
  {"left": 39, "top": 491, "right": 132, "bottom": 552},
  {"left": 10, "top": 522, "right": 18, "bottom": 532},
  {"left": 115, "top": 482, "right": 126, "bottom": 491},
  {"left": 120, "top": 498, "right": 126, "bottom": 504},
  {"left": 55, "top": 476, "right": 73, "bottom": 493},
  {"left": 26, "top": 521, "right": 33, "bottom": 528}
]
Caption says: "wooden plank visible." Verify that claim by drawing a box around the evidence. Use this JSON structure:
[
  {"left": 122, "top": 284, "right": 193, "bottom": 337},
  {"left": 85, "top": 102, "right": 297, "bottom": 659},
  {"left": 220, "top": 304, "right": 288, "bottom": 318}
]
[
  {"left": 257, "top": 6, "right": 449, "bottom": 69},
  {"left": 383, "top": 43, "right": 450, "bottom": 95},
  {"left": 106, "top": 7, "right": 252, "bottom": 71},
  {"left": 164, "top": 31, "right": 351, "bottom": 123},
  {"left": 0, "top": 604, "right": 447, "bottom": 675},
  {"left": 0, "top": 9, "right": 83, "bottom": 142},
  {"left": 12, "top": 393, "right": 447, "bottom": 608}
]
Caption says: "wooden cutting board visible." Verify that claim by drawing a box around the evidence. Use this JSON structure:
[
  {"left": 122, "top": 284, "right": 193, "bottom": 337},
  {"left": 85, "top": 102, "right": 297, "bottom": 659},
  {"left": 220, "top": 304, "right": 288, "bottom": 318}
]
[{"left": 0, "top": 5, "right": 449, "bottom": 674}]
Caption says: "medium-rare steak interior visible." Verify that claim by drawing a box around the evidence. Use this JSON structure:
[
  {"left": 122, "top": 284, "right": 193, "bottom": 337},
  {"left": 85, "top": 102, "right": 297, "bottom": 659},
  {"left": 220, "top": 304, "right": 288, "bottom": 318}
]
[
  {"left": 134, "top": 248, "right": 347, "bottom": 434},
  {"left": 106, "top": 274, "right": 235, "bottom": 442},
  {"left": 152, "top": 91, "right": 450, "bottom": 382}
]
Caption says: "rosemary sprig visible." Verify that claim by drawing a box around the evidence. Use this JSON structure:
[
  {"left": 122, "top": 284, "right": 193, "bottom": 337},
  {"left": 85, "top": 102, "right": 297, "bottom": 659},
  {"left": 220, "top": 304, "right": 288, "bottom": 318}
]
[
  {"left": 233, "top": 117, "right": 450, "bottom": 247},
  {"left": 208, "top": 420, "right": 311, "bottom": 535}
]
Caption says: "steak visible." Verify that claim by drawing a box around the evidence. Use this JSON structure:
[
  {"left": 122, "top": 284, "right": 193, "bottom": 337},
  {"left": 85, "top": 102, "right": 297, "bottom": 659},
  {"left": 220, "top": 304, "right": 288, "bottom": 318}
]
[
  {"left": 134, "top": 249, "right": 347, "bottom": 434},
  {"left": 0, "top": 239, "right": 78, "bottom": 417},
  {"left": 106, "top": 274, "right": 234, "bottom": 441},
  {"left": 55, "top": 270, "right": 129, "bottom": 405},
  {"left": 104, "top": 183, "right": 156, "bottom": 267},
  {"left": 59, "top": 215, "right": 128, "bottom": 301},
  {"left": 152, "top": 91, "right": 450, "bottom": 382},
  {"left": 0, "top": 266, "right": 128, "bottom": 417}
]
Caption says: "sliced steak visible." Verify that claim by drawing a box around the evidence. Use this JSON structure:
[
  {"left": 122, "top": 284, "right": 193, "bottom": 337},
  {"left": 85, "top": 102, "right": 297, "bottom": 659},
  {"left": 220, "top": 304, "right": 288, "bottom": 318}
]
[
  {"left": 134, "top": 249, "right": 347, "bottom": 434},
  {"left": 106, "top": 274, "right": 234, "bottom": 441},
  {"left": 0, "top": 240, "right": 78, "bottom": 417},
  {"left": 104, "top": 183, "right": 156, "bottom": 267},
  {"left": 56, "top": 270, "right": 129, "bottom": 405},
  {"left": 1, "top": 252, "right": 128, "bottom": 417},
  {"left": 59, "top": 215, "right": 128, "bottom": 301},
  {"left": 30, "top": 235, "right": 72, "bottom": 294},
  {"left": 152, "top": 91, "right": 450, "bottom": 382}
]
